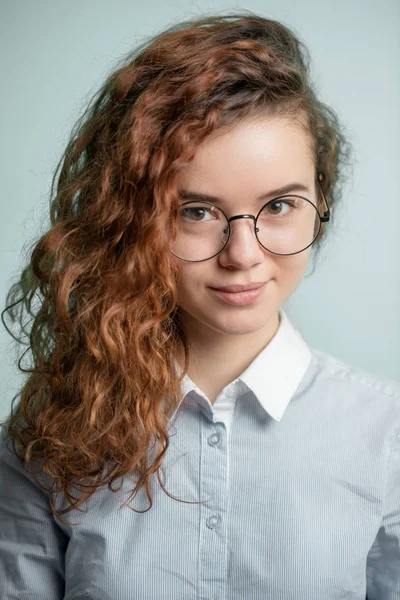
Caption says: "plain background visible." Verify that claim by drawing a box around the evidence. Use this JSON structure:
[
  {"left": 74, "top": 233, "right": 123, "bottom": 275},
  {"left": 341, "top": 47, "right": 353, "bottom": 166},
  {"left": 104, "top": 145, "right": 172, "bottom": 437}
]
[{"left": 1, "top": 0, "right": 399, "bottom": 423}]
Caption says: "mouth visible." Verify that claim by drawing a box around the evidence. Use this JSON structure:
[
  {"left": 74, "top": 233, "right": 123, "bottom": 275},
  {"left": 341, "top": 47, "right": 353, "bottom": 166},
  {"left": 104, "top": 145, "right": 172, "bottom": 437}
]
[
  {"left": 209, "top": 282, "right": 268, "bottom": 305},
  {"left": 209, "top": 282, "right": 266, "bottom": 293}
]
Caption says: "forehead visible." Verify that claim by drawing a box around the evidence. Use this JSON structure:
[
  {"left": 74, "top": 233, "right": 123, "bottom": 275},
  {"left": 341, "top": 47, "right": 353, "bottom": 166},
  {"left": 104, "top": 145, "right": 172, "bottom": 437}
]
[{"left": 177, "top": 117, "right": 315, "bottom": 197}]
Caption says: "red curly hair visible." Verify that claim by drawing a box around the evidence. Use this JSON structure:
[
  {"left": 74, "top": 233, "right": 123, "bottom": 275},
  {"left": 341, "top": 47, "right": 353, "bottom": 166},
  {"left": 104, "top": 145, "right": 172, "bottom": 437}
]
[{"left": 1, "top": 11, "right": 354, "bottom": 525}]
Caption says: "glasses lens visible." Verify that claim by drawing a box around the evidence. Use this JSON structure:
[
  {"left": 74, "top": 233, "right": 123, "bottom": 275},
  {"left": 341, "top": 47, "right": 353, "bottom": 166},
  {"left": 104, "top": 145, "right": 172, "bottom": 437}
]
[{"left": 170, "top": 198, "right": 320, "bottom": 261}]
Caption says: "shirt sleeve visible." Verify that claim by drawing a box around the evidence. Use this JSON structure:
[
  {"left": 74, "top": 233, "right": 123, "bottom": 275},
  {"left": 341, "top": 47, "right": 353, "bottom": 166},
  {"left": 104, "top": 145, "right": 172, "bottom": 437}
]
[
  {"left": 0, "top": 425, "right": 68, "bottom": 599},
  {"left": 366, "top": 426, "right": 400, "bottom": 599}
]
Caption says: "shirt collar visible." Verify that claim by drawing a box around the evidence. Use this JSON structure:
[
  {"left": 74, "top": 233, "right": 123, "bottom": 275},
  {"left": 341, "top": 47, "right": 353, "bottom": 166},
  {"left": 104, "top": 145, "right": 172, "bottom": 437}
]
[{"left": 171, "top": 308, "right": 313, "bottom": 423}]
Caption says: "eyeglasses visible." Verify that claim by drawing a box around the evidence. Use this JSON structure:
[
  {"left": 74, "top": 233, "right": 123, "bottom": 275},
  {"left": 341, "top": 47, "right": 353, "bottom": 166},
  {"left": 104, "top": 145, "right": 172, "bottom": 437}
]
[{"left": 170, "top": 173, "right": 330, "bottom": 262}]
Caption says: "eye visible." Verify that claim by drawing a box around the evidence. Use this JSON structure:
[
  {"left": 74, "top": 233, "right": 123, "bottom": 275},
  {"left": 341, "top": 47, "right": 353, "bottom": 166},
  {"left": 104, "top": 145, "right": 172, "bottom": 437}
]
[
  {"left": 262, "top": 199, "right": 298, "bottom": 216},
  {"left": 180, "top": 205, "right": 221, "bottom": 222}
]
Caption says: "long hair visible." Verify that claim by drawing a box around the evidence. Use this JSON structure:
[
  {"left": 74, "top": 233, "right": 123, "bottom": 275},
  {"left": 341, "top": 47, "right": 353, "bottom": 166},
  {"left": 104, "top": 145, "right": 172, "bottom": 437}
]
[{"left": 1, "top": 11, "right": 354, "bottom": 525}]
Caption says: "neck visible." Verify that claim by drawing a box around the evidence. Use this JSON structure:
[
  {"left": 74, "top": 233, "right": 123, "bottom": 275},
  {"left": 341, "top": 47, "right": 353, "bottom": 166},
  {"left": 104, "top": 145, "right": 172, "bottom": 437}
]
[{"left": 175, "top": 310, "right": 281, "bottom": 395}]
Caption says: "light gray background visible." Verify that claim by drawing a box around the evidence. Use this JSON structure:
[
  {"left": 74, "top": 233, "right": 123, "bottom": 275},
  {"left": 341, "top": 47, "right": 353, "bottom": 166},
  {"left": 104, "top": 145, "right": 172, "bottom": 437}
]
[{"left": 1, "top": 0, "right": 399, "bottom": 422}]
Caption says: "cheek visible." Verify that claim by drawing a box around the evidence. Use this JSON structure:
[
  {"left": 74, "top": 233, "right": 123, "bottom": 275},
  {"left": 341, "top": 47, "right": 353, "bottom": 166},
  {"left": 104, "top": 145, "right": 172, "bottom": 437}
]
[
  {"left": 176, "top": 265, "right": 209, "bottom": 290},
  {"left": 272, "top": 252, "right": 310, "bottom": 285},
  {"left": 281, "top": 254, "right": 311, "bottom": 287},
  {"left": 279, "top": 247, "right": 311, "bottom": 270},
  {"left": 175, "top": 270, "right": 203, "bottom": 304}
]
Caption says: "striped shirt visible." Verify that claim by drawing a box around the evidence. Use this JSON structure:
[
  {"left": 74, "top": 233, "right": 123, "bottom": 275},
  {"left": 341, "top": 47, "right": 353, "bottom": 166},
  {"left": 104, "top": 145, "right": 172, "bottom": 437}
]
[{"left": 1, "top": 308, "right": 400, "bottom": 599}]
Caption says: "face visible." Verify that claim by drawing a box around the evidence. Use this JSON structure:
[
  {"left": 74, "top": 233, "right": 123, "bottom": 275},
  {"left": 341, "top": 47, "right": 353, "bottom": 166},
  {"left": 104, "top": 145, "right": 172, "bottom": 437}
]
[{"left": 172, "top": 116, "right": 317, "bottom": 355}]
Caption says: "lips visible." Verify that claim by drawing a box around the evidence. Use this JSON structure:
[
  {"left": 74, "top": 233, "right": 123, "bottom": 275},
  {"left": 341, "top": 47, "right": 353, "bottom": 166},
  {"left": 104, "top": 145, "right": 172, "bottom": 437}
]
[{"left": 210, "top": 282, "right": 266, "bottom": 293}]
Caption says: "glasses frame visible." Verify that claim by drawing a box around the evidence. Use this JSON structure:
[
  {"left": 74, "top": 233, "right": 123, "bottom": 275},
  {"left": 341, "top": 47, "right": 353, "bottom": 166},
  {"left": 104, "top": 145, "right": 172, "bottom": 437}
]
[{"left": 170, "top": 172, "right": 330, "bottom": 262}]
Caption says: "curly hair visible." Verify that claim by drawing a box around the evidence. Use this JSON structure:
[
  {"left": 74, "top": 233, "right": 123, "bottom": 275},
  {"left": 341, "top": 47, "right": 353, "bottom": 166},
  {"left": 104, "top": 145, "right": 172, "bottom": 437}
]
[{"left": 1, "top": 11, "right": 354, "bottom": 525}]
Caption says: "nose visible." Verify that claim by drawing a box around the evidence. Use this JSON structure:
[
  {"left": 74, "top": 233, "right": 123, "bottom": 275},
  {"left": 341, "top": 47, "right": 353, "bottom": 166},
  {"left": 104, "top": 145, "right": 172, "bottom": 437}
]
[
  {"left": 225, "top": 214, "right": 260, "bottom": 243},
  {"left": 218, "top": 214, "right": 265, "bottom": 265}
]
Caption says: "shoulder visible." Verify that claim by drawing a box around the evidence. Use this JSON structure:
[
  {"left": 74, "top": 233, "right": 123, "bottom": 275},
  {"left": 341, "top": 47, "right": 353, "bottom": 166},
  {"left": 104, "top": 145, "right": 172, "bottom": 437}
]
[
  {"left": 309, "top": 346, "right": 400, "bottom": 403},
  {"left": 0, "top": 420, "right": 51, "bottom": 493}
]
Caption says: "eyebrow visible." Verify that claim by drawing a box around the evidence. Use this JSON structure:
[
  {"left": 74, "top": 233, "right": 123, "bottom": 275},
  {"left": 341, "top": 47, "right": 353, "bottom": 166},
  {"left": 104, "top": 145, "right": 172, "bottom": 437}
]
[{"left": 178, "top": 182, "right": 310, "bottom": 205}]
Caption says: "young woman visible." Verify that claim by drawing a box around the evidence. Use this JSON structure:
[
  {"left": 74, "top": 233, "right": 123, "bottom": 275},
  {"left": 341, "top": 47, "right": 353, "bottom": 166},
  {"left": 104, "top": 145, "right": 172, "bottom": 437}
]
[{"left": 1, "top": 11, "right": 399, "bottom": 600}]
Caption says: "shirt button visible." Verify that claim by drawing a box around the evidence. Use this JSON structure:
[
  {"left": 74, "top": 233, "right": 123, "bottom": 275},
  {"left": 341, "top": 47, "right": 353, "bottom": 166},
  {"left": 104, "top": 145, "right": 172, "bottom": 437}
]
[
  {"left": 208, "top": 433, "right": 220, "bottom": 446},
  {"left": 206, "top": 514, "right": 221, "bottom": 529}
]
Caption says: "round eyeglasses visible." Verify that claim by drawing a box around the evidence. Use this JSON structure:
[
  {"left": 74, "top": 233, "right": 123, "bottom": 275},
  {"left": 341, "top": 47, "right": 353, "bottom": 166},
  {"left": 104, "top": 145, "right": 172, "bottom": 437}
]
[{"left": 170, "top": 174, "right": 330, "bottom": 262}]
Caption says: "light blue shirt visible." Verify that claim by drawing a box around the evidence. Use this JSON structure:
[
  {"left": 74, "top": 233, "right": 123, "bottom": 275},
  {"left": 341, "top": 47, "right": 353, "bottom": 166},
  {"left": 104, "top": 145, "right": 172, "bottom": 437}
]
[{"left": 1, "top": 308, "right": 400, "bottom": 599}]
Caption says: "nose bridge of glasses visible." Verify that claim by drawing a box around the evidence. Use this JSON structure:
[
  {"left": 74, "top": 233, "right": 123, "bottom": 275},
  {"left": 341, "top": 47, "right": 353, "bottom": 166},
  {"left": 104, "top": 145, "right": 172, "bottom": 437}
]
[
  {"left": 228, "top": 214, "right": 257, "bottom": 223},
  {"left": 226, "top": 214, "right": 258, "bottom": 236}
]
